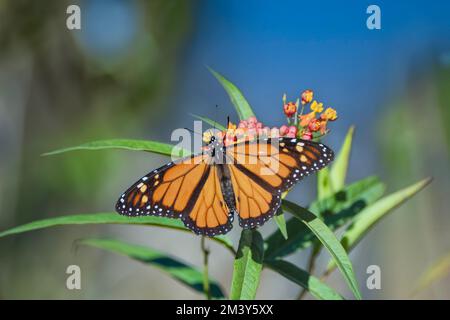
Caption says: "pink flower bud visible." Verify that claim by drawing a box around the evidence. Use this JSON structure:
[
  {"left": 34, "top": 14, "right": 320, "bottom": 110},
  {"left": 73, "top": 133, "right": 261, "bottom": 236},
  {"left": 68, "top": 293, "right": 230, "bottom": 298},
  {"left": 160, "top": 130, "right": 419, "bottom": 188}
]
[
  {"left": 247, "top": 116, "right": 257, "bottom": 124},
  {"left": 302, "top": 132, "right": 313, "bottom": 140},
  {"left": 256, "top": 122, "right": 263, "bottom": 129},
  {"left": 288, "top": 126, "right": 298, "bottom": 134},
  {"left": 286, "top": 132, "right": 296, "bottom": 138},
  {"left": 279, "top": 125, "right": 289, "bottom": 136},
  {"left": 238, "top": 120, "right": 248, "bottom": 128}
]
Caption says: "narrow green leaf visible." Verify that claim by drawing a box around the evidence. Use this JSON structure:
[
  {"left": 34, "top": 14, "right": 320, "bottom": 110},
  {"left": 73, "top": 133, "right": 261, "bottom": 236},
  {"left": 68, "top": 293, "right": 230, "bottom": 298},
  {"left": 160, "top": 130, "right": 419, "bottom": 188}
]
[
  {"left": 326, "top": 178, "right": 431, "bottom": 272},
  {"left": 317, "top": 167, "right": 333, "bottom": 202},
  {"left": 208, "top": 68, "right": 255, "bottom": 120},
  {"left": 274, "top": 209, "right": 288, "bottom": 240},
  {"left": 273, "top": 191, "right": 289, "bottom": 240},
  {"left": 42, "top": 139, "right": 190, "bottom": 158},
  {"left": 0, "top": 212, "right": 234, "bottom": 254},
  {"left": 190, "top": 114, "right": 227, "bottom": 131},
  {"left": 412, "top": 251, "right": 450, "bottom": 297},
  {"left": 230, "top": 229, "right": 264, "bottom": 300},
  {"left": 283, "top": 200, "right": 362, "bottom": 300},
  {"left": 79, "top": 238, "right": 225, "bottom": 299},
  {"left": 329, "top": 126, "right": 354, "bottom": 191},
  {"left": 264, "top": 176, "right": 385, "bottom": 259},
  {"left": 341, "top": 178, "right": 432, "bottom": 250},
  {"left": 265, "top": 260, "right": 344, "bottom": 300}
]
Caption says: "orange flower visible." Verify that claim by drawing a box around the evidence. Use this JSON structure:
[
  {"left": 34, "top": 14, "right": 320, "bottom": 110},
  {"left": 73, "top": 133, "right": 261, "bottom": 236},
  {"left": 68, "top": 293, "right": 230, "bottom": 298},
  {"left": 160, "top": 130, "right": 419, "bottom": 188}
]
[
  {"left": 283, "top": 102, "right": 297, "bottom": 117},
  {"left": 321, "top": 107, "right": 338, "bottom": 121},
  {"left": 301, "top": 89, "right": 314, "bottom": 105},
  {"left": 308, "top": 119, "right": 321, "bottom": 132},
  {"left": 299, "top": 111, "right": 316, "bottom": 127},
  {"left": 319, "top": 120, "right": 329, "bottom": 134},
  {"left": 310, "top": 100, "right": 323, "bottom": 113}
]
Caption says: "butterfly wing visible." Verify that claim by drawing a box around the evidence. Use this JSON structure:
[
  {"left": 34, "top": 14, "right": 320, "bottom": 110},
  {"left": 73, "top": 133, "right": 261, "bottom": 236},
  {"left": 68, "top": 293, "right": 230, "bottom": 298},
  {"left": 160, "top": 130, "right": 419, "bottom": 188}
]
[
  {"left": 182, "top": 165, "right": 234, "bottom": 236},
  {"left": 226, "top": 137, "right": 334, "bottom": 228},
  {"left": 116, "top": 153, "right": 233, "bottom": 236}
]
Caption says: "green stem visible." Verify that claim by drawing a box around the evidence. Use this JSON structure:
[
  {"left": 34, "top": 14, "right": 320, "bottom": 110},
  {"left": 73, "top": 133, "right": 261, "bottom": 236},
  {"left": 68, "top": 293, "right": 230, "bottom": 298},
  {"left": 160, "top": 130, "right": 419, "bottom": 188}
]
[
  {"left": 201, "top": 236, "right": 211, "bottom": 300},
  {"left": 297, "top": 245, "right": 320, "bottom": 300}
]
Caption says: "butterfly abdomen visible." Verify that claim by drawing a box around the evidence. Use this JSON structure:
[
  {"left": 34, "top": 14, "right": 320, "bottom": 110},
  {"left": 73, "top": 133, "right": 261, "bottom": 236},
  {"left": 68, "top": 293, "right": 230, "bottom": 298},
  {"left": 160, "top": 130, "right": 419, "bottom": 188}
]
[{"left": 217, "top": 164, "right": 237, "bottom": 213}]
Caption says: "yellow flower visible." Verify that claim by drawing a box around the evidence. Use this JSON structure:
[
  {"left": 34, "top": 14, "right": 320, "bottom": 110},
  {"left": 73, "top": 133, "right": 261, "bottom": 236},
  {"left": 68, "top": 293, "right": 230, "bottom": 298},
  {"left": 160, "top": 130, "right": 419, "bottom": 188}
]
[
  {"left": 203, "top": 131, "right": 213, "bottom": 143},
  {"left": 321, "top": 107, "right": 338, "bottom": 121},
  {"left": 301, "top": 89, "right": 314, "bottom": 105},
  {"left": 227, "top": 122, "right": 237, "bottom": 130},
  {"left": 310, "top": 100, "right": 323, "bottom": 113}
]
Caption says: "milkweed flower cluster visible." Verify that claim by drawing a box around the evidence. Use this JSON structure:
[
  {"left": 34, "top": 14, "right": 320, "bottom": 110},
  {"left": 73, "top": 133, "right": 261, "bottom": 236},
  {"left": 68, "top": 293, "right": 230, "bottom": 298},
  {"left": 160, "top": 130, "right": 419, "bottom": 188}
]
[
  {"left": 203, "top": 116, "right": 299, "bottom": 146},
  {"left": 286, "top": 89, "right": 338, "bottom": 140},
  {"left": 203, "top": 89, "right": 337, "bottom": 145}
]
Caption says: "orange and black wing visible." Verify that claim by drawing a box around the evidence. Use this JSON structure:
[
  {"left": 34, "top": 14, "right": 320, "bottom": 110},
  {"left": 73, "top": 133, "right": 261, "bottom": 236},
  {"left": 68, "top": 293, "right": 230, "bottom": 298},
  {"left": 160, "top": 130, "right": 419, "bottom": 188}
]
[
  {"left": 227, "top": 137, "right": 334, "bottom": 228},
  {"left": 116, "top": 153, "right": 233, "bottom": 236},
  {"left": 182, "top": 165, "right": 234, "bottom": 236}
]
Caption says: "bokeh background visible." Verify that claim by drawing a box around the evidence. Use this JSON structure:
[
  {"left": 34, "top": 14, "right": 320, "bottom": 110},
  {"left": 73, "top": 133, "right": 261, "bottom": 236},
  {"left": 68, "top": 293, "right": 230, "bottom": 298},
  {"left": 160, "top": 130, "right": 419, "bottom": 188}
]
[{"left": 0, "top": 0, "right": 449, "bottom": 299}]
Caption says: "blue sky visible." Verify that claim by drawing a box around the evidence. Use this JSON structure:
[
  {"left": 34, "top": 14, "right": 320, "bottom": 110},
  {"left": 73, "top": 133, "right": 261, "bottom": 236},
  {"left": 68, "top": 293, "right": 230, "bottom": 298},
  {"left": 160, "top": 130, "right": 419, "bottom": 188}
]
[
  {"left": 80, "top": 0, "right": 450, "bottom": 171},
  {"left": 169, "top": 0, "right": 450, "bottom": 180}
]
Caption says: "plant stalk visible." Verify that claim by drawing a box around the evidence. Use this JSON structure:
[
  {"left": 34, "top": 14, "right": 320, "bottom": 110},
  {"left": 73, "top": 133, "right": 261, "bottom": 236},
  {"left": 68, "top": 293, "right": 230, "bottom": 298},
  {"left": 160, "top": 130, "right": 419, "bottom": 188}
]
[
  {"left": 201, "top": 236, "right": 211, "bottom": 300},
  {"left": 297, "top": 245, "right": 320, "bottom": 300}
]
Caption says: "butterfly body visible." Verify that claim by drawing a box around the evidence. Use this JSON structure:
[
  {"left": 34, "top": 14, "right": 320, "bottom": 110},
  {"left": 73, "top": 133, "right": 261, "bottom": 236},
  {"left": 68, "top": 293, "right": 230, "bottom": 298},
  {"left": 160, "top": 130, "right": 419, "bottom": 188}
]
[{"left": 116, "top": 137, "right": 334, "bottom": 236}]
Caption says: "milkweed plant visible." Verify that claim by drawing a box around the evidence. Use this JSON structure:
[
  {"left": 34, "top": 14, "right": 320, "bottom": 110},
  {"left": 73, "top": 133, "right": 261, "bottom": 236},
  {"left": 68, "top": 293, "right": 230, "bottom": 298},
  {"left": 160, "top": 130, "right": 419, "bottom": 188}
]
[{"left": 0, "top": 68, "right": 431, "bottom": 300}]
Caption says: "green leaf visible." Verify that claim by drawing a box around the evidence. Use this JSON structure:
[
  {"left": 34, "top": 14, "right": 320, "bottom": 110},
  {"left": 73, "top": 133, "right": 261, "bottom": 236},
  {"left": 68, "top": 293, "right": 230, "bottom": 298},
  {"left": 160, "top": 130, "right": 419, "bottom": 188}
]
[
  {"left": 230, "top": 229, "right": 264, "bottom": 300},
  {"left": 273, "top": 191, "right": 289, "bottom": 240},
  {"left": 342, "top": 177, "right": 431, "bottom": 250},
  {"left": 42, "top": 139, "right": 190, "bottom": 158},
  {"left": 274, "top": 209, "right": 288, "bottom": 240},
  {"left": 190, "top": 114, "right": 226, "bottom": 131},
  {"left": 264, "top": 176, "right": 385, "bottom": 259},
  {"left": 326, "top": 178, "right": 431, "bottom": 272},
  {"left": 412, "top": 251, "right": 450, "bottom": 297},
  {"left": 0, "top": 212, "right": 234, "bottom": 254},
  {"left": 317, "top": 167, "right": 333, "bottom": 202},
  {"left": 79, "top": 238, "right": 225, "bottom": 299},
  {"left": 283, "top": 200, "right": 362, "bottom": 300},
  {"left": 265, "top": 260, "right": 344, "bottom": 300},
  {"left": 208, "top": 68, "right": 255, "bottom": 120},
  {"left": 329, "top": 126, "right": 354, "bottom": 191}
]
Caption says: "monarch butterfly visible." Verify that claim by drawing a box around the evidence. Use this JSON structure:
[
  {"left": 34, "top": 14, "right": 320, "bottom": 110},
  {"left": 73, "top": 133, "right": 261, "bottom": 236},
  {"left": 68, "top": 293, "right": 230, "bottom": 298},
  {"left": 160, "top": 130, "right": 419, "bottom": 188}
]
[{"left": 116, "top": 134, "right": 334, "bottom": 236}]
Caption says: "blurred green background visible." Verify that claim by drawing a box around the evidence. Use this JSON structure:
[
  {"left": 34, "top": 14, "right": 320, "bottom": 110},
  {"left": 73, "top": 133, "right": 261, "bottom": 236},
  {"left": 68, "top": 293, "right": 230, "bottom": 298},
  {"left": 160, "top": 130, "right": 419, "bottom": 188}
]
[{"left": 0, "top": 0, "right": 449, "bottom": 299}]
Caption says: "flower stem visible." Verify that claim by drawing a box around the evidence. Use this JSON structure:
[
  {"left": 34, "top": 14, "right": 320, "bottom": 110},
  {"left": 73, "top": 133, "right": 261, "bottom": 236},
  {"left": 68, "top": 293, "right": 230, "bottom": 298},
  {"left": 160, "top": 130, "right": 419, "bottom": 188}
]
[
  {"left": 297, "top": 245, "right": 320, "bottom": 300},
  {"left": 201, "top": 236, "right": 211, "bottom": 300}
]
